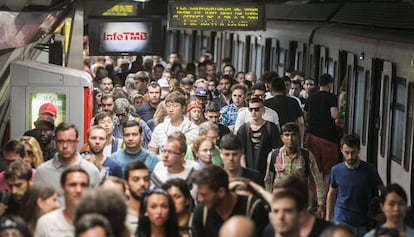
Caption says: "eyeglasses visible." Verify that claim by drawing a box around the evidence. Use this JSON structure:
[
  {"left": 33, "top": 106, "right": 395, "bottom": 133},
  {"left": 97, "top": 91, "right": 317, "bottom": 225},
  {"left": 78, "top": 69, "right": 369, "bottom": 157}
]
[
  {"left": 115, "top": 112, "right": 128, "bottom": 117},
  {"left": 56, "top": 139, "right": 77, "bottom": 145},
  {"left": 163, "top": 150, "right": 182, "bottom": 155},
  {"left": 248, "top": 107, "right": 263, "bottom": 112}
]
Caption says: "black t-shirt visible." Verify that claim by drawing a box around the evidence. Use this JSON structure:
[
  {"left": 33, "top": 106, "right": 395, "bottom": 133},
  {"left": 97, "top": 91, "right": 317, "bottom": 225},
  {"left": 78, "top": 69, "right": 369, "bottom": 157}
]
[
  {"left": 242, "top": 167, "right": 265, "bottom": 187},
  {"left": 192, "top": 195, "right": 269, "bottom": 237},
  {"left": 262, "top": 217, "right": 332, "bottom": 237},
  {"left": 304, "top": 91, "right": 338, "bottom": 142},
  {"left": 264, "top": 95, "right": 303, "bottom": 127}
]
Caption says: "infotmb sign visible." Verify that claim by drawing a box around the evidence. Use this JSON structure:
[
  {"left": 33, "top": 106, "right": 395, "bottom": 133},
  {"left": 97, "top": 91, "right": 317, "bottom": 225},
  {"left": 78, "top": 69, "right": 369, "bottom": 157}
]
[{"left": 168, "top": 1, "right": 265, "bottom": 31}]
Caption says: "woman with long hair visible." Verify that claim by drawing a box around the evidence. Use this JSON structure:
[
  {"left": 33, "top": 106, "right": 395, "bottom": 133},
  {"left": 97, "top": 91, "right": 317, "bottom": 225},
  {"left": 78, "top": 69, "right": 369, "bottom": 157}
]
[
  {"left": 364, "top": 183, "right": 414, "bottom": 237},
  {"left": 147, "top": 101, "right": 167, "bottom": 131},
  {"left": 19, "top": 183, "right": 60, "bottom": 233},
  {"left": 136, "top": 188, "right": 180, "bottom": 237},
  {"left": 162, "top": 179, "right": 194, "bottom": 237},
  {"left": 191, "top": 136, "right": 214, "bottom": 169},
  {"left": 18, "top": 136, "right": 44, "bottom": 169}
]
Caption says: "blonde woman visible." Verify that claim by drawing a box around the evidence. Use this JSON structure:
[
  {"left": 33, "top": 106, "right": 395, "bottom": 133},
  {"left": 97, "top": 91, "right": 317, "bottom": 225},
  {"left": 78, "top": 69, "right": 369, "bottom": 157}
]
[
  {"left": 19, "top": 136, "right": 44, "bottom": 168},
  {"left": 147, "top": 101, "right": 168, "bottom": 131}
]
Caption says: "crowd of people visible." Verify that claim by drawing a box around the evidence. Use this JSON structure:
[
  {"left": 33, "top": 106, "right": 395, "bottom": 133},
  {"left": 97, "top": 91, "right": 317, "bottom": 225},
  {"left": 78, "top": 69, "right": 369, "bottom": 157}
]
[{"left": 0, "top": 52, "right": 412, "bottom": 237}]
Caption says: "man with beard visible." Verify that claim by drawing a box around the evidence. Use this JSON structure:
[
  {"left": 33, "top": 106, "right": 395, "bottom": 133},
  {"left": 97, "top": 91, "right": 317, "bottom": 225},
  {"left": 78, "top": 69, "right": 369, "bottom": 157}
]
[
  {"left": 35, "top": 166, "right": 90, "bottom": 237},
  {"left": 110, "top": 121, "right": 158, "bottom": 173},
  {"left": 326, "top": 135, "right": 384, "bottom": 237},
  {"left": 33, "top": 114, "right": 56, "bottom": 161},
  {"left": 124, "top": 160, "right": 151, "bottom": 234},
  {"left": 191, "top": 165, "right": 269, "bottom": 237},
  {"left": 0, "top": 160, "right": 32, "bottom": 216},
  {"left": 35, "top": 123, "right": 101, "bottom": 196},
  {"left": 84, "top": 126, "right": 122, "bottom": 179},
  {"left": 213, "top": 75, "right": 233, "bottom": 110}
]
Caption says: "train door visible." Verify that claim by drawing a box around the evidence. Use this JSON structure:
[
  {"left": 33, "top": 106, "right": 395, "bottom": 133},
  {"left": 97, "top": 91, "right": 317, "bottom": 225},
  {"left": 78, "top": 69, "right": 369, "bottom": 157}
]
[{"left": 373, "top": 60, "right": 393, "bottom": 185}]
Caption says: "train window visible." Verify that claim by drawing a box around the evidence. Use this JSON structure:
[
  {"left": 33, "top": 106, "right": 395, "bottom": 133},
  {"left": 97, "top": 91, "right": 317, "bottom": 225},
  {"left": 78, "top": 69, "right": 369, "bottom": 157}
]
[
  {"left": 351, "top": 66, "right": 365, "bottom": 137},
  {"left": 380, "top": 76, "right": 390, "bottom": 157},
  {"left": 404, "top": 83, "right": 414, "bottom": 171},
  {"left": 277, "top": 49, "right": 286, "bottom": 77},
  {"left": 362, "top": 70, "right": 370, "bottom": 145},
  {"left": 390, "top": 77, "right": 406, "bottom": 164}
]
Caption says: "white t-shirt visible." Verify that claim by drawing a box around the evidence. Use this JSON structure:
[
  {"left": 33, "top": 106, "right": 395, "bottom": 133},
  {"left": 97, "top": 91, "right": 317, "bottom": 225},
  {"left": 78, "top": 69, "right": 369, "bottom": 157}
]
[{"left": 35, "top": 208, "right": 74, "bottom": 237}]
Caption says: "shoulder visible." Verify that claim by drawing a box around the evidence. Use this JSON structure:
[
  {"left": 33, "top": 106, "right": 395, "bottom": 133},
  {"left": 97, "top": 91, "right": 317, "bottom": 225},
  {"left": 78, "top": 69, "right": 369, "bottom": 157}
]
[{"left": 37, "top": 208, "right": 62, "bottom": 223}]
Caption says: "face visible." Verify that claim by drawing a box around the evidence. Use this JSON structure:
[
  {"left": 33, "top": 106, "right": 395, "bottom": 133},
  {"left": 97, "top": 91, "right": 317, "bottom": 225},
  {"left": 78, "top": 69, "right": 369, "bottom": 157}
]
[
  {"left": 204, "top": 111, "right": 219, "bottom": 124},
  {"left": 35, "top": 123, "right": 54, "bottom": 146},
  {"left": 223, "top": 66, "right": 234, "bottom": 77},
  {"left": 284, "top": 80, "right": 291, "bottom": 94},
  {"left": 196, "top": 140, "right": 214, "bottom": 165},
  {"left": 219, "top": 79, "right": 231, "bottom": 96},
  {"left": 148, "top": 86, "right": 161, "bottom": 105},
  {"left": 97, "top": 116, "right": 114, "bottom": 136},
  {"left": 245, "top": 73, "right": 257, "bottom": 85},
  {"left": 289, "top": 84, "right": 302, "bottom": 97},
  {"left": 95, "top": 92, "right": 102, "bottom": 104},
  {"left": 252, "top": 90, "right": 265, "bottom": 101},
  {"left": 134, "top": 97, "right": 144, "bottom": 109},
  {"left": 304, "top": 79, "right": 315, "bottom": 91},
  {"left": 87, "top": 128, "right": 106, "bottom": 154},
  {"left": 2, "top": 152, "right": 22, "bottom": 167},
  {"left": 123, "top": 126, "right": 142, "bottom": 151},
  {"left": 167, "top": 186, "right": 187, "bottom": 214},
  {"left": 61, "top": 171, "right": 89, "bottom": 206},
  {"left": 101, "top": 97, "right": 114, "bottom": 115},
  {"left": 38, "top": 193, "right": 60, "bottom": 215},
  {"left": 78, "top": 226, "right": 107, "bottom": 237},
  {"left": 332, "top": 229, "right": 356, "bottom": 237},
  {"left": 220, "top": 149, "right": 242, "bottom": 172},
  {"left": 115, "top": 108, "right": 129, "bottom": 126},
  {"left": 248, "top": 102, "right": 264, "bottom": 120},
  {"left": 189, "top": 108, "right": 202, "bottom": 122},
  {"left": 153, "top": 67, "right": 164, "bottom": 80},
  {"left": 55, "top": 128, "right": 79, "bottom": 161},
  {"left": 196, "top": 184, "right": 221, "bottom": 208},
  {"left": 205, "top": 129, "right": 219, "bottom": 145},
  {"left": 146, "top": 194, "right": 170, "bottom": 227},
  {"left": 165, "top": 101, "right": 183, "bottom": 121},
  {"left": 194, "top": 96, "right": 207, "bottom": 106},
  {"left": 127, "top": 169, "right": 150, "bottom": 200},
  {"left": 271, "top": 198, "right": 300, "bottom": 236},
  {"left": 162, "top": 140, "right": 184, "bottom": 169},
  {"left": 280, "top": 131, "right": 299, "bottom": 149},
  {"left": 169, "top": 53, "right": 178, "bottom": 64},
  {"left": 100, "top": 78, "right": 113, "bottom": 94},
  {"left": 340, "top": 144, "right": 360, "bottom": 168},
  {"left": 235, "top": 73, "right": 245, "bottom": 83},
  {"left": 135, "top": 79, "right": 147, "bottom": 92},
  {"left": 162, "top": 72, "right": 172, "bottom": 81},
  {"left": 7, "top": 178, "right": 29, "bottom": 203},
  {"left": 231, "top": 89, "right": 245, "bottom": 107},
  {"left": 206, "top": 64, "right": 215, "bottom": 76},
  {"left": 0, "top": 229, "right": 24, "bottom": 237},
  {"left": 381, "top": 192, "right": 406, "bottom": 223},
  {"left": 23, "top": 144, "right": 33, "bottom": 166}
]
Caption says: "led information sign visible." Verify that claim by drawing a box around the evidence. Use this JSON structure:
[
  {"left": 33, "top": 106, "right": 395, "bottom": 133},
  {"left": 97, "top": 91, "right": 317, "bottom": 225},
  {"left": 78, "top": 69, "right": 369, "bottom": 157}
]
[{"left": 168, "top": 1, "right": 265, "bottom": 31}]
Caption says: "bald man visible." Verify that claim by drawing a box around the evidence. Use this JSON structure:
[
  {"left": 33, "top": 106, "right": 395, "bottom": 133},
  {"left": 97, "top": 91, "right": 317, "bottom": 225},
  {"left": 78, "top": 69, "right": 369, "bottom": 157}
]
[{"left": 219, "top": 215, "right": 255, "bottom": 237}]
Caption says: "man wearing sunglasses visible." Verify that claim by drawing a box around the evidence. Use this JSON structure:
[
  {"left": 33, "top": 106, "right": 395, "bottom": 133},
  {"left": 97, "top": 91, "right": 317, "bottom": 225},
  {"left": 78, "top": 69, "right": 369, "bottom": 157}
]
[
  {"left": 237, "top": 98, "right": 282, "bottom": 177},
  {"left": 219, "top": 84, "right": 248, "bottom": 132}
]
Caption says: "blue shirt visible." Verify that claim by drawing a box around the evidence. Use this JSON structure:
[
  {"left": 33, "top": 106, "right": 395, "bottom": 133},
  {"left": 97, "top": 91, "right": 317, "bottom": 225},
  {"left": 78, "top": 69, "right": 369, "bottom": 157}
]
[
  {"left": 110, "top": 149, "right": 159, "bottom": 174},
  {"left": 102, "top": 157, "right": 123, "bottom": 178},
  {"left": 136, "top": 102, "right": 157, "bottom": 122},
  {"left": 219, "top": 103, "right": 239, "bottom": 131},
  {"left": 329, "top": 161, "right": 383, "bottom": 225},
  {"left": 113, "top": 114, "right": 152, "bottom": 148}
]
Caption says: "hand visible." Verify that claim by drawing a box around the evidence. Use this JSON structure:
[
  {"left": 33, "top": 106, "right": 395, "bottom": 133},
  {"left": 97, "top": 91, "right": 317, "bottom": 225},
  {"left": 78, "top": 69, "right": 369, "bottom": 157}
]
[
  {"left": 317, "top": 205, "right": 325, "bottom": 219},
  {"left": 0, "top": 203, "right": 8, "bottom": 216}
]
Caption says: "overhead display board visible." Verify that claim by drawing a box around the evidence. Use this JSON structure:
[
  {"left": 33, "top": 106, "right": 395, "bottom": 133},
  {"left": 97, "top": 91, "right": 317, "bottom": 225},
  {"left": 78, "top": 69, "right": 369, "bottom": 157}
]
[{"left": 168, "top": 1, "right": 265, "bottom": 31}]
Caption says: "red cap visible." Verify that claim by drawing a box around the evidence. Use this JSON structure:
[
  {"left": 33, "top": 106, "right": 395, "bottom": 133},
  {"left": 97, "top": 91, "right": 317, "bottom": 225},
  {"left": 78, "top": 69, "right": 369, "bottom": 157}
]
[{"left": 39, "top": 103, "right": 57, "bottom": 117}]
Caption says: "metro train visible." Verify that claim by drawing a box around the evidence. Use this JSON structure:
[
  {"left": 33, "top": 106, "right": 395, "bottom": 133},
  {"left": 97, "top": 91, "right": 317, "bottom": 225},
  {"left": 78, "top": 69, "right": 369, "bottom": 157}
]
[{"left": 0, "top": 1, "right": 413, "bottom": 203}]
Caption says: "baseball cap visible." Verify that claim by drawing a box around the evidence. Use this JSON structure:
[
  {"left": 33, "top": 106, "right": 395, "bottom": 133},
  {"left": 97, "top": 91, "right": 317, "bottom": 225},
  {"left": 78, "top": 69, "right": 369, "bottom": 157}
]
[
  {"left": 38, "top": 103, "right": 57, "bottom": 117},
  {"left": 194, "top": 87, "right": 208, "bottom": 97},
  {"left": 157, "top": 78, "right": 169, "bottom": 88},
  {"left": 34, "top": 115, "right": 55, "bottom": 129}
]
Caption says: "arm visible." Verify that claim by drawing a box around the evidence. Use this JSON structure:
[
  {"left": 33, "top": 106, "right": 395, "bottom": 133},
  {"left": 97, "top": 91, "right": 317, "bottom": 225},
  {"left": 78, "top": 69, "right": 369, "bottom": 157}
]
[
  {"left": 325, "top": 186, "right": 337, "bottom": 222},
  {"left": 308, "top": 152, "right": 326, "bottom": 217},
  {"left": 330, "top": 107, "right": 341, "bottom": 120},
  {"left": 296, "top": 116, "right": 305, "bottom": 147}
]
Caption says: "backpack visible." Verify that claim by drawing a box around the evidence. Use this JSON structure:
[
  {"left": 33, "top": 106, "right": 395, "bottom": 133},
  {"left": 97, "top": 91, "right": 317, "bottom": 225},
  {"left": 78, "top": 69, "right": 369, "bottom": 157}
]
[{"left": 201, "top": 195, "right": 261, "bottom": 227}]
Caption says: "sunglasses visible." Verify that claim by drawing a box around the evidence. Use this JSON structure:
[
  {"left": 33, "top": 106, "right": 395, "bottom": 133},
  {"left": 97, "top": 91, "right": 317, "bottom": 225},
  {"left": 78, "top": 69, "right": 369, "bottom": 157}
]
[{"left": 248, "top": 107, "right": 263, "bottom": 112}]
